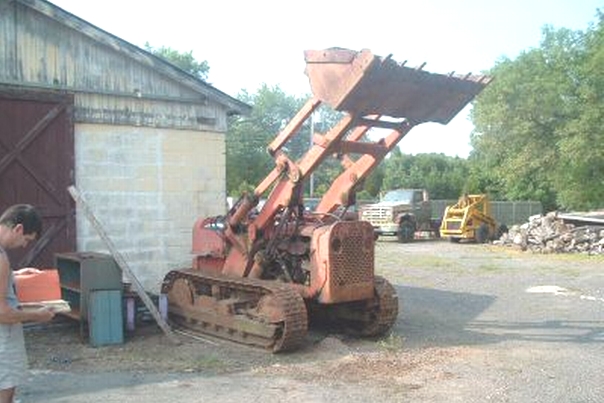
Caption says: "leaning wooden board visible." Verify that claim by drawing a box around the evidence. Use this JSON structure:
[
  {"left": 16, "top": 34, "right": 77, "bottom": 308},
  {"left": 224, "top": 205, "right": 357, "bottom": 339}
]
[{"left": 67, "top": 186, "right": 180, "bottom": 345}]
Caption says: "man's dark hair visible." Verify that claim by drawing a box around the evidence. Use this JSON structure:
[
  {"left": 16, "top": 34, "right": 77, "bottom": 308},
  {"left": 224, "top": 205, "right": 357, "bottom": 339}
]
[{"left": 0, "top": 204, "right": 43, "bottom": 237}]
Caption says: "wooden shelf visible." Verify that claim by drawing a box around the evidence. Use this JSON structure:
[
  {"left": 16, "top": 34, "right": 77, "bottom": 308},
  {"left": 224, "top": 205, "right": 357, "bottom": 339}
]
[{"left": 55, "top": 252, "right": 123, "bottom": 345}]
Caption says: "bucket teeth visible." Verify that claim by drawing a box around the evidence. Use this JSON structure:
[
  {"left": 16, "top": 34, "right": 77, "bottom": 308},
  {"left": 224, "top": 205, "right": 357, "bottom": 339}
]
[{"left": 304, "top": 48, "right": 492, "bottom": 124}]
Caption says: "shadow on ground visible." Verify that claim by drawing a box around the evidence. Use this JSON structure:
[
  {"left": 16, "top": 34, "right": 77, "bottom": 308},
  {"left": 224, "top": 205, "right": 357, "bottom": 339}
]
[
  {"left": 393, "top": 285, "right": 497, "bottom": 347},
  {"left": 393, "top": 285, "right": 604, "bottom": 347}
]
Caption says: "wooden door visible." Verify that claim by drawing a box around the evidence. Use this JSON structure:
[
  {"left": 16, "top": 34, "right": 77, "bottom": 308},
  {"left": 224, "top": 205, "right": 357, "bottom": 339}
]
[{"left": 0, "top": 86, "right": 75, "bottom": 268}]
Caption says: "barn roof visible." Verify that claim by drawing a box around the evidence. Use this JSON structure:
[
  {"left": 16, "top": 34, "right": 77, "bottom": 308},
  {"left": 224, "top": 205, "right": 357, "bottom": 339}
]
[{"left": 15, "top": 0, "right": 251, "bottom": 116}]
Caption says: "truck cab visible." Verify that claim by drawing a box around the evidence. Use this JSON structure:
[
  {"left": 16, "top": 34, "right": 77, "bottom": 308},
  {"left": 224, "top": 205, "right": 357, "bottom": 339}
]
[{"left": 359, "top": 189, "right": 433, "bottom": 242}]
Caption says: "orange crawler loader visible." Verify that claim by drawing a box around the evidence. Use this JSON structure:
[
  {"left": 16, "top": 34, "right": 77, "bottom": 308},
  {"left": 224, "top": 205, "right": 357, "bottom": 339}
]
[{"left": 161, "top": 48, "right": 492, "bottom": 352}]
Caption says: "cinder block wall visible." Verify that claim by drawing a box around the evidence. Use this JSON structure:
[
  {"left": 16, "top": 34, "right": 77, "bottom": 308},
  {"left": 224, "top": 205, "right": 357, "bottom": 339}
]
[{"left": 74, "top": 124, "right": 226, "bottom": 291}]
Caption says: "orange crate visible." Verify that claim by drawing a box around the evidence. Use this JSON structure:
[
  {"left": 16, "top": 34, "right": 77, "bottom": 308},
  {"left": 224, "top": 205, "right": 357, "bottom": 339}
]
[{"left": 14, "top": 269, "right": 62, "bottom": 302}]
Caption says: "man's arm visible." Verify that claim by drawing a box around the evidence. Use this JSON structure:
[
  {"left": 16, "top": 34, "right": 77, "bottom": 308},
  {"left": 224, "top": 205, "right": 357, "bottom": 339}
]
[{"left": 0, "top": 254, "right": 54, "bottom": 324}]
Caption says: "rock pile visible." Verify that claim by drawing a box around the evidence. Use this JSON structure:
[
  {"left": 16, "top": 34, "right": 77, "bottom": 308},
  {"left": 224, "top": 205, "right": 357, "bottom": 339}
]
[{"left": 495, "top": 212, "right": 604, "bottom": 255}]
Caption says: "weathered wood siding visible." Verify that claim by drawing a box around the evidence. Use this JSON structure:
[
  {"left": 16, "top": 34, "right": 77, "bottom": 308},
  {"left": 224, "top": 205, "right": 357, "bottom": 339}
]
[{"left": 1, "top": 0, "right": 235, "bottom": 131}]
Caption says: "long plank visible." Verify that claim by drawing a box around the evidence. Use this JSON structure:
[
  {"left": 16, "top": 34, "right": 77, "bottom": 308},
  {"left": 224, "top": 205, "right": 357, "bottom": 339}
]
[{"left": 67, "top": 186, "right": 180, "bottom": 344}]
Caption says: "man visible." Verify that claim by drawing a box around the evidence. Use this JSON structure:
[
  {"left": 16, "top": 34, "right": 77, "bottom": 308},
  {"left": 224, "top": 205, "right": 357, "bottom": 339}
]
[{"left": 0, "top": 204, "right": 55, "bottom": 403}]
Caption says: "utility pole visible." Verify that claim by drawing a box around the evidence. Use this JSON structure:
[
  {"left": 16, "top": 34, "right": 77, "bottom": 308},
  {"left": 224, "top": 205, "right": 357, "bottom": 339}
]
[{"left": 309, "top": 112, "right": 315, "bottom": 198}]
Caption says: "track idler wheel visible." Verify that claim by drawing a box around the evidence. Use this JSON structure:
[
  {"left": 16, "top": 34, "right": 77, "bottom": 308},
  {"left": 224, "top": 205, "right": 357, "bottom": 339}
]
[
  {"left": 356, "top": 276, "right": 399, "bottom": 337},
  {"left": 308, "top": 275, "right": 399, "bottom": 337},
  {"left": 167, "top": 278, "right": 195, "bottom": 309}
]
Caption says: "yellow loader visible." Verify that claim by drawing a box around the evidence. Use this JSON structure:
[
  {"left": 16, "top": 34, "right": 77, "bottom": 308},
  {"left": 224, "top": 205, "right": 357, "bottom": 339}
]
[{"left": 440, "top": 194, "right": 506, "bottom": 243}]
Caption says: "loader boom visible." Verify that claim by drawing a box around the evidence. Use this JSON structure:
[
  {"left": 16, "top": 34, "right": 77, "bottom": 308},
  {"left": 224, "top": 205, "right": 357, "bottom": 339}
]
[
  {"left": 162, "top": 48, "right": 492, "bottom": 352},
  {"left": 246, "top": 48, "right": 492, "bottom": 232}
]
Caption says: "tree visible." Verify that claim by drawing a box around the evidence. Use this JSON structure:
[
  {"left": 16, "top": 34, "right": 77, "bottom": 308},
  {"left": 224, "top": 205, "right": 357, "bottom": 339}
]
[
  {"left": 226, "top": 87, "right": 359, "bottom": 199},
  {"left": 226, "top": 85, "right": 306, "bottom": 196},
  {"left": 470, "top": 11, "right": 604, "bottom": 211},
  {"left": 381, "top": 149, "right": 470, "bottom": 199},
  {"left": 555, "top": 13, "right": 604, "bottom": 209},
  {"left": 144, "top": 43, "right": 210, "bottom": 81}
]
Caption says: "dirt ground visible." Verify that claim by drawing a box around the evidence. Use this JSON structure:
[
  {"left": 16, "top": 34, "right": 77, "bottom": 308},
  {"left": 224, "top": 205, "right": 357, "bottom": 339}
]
[{"left": 19, "top": 239, "right": 604, "bottom": 402}]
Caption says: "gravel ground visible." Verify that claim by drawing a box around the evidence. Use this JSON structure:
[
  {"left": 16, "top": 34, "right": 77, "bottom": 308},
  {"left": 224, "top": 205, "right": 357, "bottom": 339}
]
[{"left": 19, "top": 239, "right": 604, "bottom": 402}]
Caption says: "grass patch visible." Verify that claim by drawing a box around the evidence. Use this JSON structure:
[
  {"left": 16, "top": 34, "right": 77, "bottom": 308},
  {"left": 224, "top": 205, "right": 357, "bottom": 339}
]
[
  {"left": 489, "top": 245, "right": 604, "bottom": 263},
  {"left": 388, "top": 255, "right": 452, "bottom": 269},
  {"left": 531, "top": 265, "right": 583, "bottom": 278},
  {"left": 193, "top": 355, "right": 226, "bottom": 372},
  {"left": 541, "top": 253, "right": 604, "bottom": 263},
  {"left": 377, "top": 333, "right": 404, "bottom": 352},
  {"left": 476, "top": 263, "right": 508, "bottom": 273}
]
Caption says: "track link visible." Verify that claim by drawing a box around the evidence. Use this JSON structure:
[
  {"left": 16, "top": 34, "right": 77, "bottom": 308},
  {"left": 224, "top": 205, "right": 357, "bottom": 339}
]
[{"left": 161, "top": 270, "right": 308, "bottom": 352}]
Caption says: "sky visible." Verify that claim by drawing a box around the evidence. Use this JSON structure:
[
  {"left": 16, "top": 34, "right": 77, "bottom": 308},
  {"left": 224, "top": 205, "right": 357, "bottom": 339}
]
[{"left": 50, "top": 0, "right": 602, "bottom": 158}]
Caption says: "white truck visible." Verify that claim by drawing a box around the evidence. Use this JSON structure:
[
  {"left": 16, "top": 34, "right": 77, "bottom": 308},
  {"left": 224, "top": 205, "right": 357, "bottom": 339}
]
[{"left": 359, "top": 188, "right": 441, "bottom": 242}]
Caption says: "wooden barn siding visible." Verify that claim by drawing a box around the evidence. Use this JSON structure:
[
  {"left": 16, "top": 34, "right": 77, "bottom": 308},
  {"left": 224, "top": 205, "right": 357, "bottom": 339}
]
[
  {"left": 73, "top": 94, "right": 227, "bottom": 132},
  {"left": 1, "top": 1, "right": 230, "bottom": 131}
]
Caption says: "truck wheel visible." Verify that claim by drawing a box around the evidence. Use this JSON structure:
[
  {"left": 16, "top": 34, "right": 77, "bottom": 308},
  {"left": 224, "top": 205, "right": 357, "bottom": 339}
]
[
  {"left": 476, "top": 223, "right": 489, "bottom": 243},
  {"left": 432, "top": 220, "right": 442, "bottom": 239},
  {"left": 397, "top": 221, "right": 415, "bottom": 243}
]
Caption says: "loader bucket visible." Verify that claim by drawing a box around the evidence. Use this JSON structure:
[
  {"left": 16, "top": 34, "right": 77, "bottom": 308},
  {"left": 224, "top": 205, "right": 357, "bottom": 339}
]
[{"left": 304, "top": 48, "right": 492, "bottom": 124}]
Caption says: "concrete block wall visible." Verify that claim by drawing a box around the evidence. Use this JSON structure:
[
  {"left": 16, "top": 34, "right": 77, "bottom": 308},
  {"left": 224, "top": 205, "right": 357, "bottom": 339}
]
[{"left": 74, "top": 123, "right": 226, "bottom": 292}]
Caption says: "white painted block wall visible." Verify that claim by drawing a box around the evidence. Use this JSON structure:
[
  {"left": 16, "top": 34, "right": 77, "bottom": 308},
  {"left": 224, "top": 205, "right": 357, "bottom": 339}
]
[{"left": 74, "top": 124, "right": 226, "bottom": 292}]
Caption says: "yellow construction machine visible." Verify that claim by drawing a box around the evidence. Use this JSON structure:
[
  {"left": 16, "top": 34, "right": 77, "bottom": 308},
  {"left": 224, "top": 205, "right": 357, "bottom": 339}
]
[{"left": 440, "top": 194, "right": 506, "bottom": 243}]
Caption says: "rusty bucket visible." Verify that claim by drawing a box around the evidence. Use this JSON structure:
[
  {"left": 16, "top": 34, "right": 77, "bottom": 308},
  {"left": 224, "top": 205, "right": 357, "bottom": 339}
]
[{"left": 304, "top": 48, "right": 492, "bottom": 124}]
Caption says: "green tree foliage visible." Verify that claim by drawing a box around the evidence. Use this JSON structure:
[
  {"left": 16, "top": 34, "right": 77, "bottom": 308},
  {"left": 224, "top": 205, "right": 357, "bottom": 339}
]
[
  {"left": 556, "top": 14, "right": 604, "bottom": 209},
  {"left": 226, "top": 85, "right": 306, "bottom": 196},
  {"left": 361, "top": 165, "right": 384, "bottom": 199},
  {"left": 226, "top": 87, "right": 360, "bottom": 199},
  {"left": 144, "top": 42, "right": 210, "bottom": 80},
  {"left": 470, "top": 11, "right": 604, "bottom": 211},
  {"left": 381, "top": 149, "right": 469, "bottom": 199}
]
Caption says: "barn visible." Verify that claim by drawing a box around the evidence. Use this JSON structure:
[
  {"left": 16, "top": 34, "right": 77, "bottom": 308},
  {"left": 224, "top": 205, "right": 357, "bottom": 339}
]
[{"left": 0, "top": 0, "right": 251, "bottom": 291}]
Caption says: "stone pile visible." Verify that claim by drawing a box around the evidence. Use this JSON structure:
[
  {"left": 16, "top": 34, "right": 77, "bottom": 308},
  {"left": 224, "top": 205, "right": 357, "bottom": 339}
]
[{"left": 495, "top": 212, "right": 604, "bottom": 255}]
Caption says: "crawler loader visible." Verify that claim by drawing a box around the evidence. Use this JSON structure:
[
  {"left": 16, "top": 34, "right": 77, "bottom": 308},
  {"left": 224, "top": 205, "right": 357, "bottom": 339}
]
[{"left": 161, "top": 48, "right": 492, "bottom": 352}]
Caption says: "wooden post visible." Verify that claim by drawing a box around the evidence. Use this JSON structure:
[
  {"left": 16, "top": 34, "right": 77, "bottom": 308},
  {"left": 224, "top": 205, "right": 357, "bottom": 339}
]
[{"left": 67, "top": 186, "right": 180, "bottom": 345}]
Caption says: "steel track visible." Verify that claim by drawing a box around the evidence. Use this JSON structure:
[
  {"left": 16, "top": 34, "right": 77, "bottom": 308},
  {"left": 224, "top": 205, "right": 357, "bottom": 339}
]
[{"left": 161, "top": 270, "right": 308, "bottom": 352}]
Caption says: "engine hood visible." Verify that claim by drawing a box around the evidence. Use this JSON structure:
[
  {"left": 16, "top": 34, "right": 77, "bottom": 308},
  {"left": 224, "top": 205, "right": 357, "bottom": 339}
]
[{"left": 365, "top": 201, "right": 411, "bottom": 208}]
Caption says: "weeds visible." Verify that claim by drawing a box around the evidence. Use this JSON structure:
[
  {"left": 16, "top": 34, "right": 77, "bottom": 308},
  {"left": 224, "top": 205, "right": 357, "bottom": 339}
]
[{"left": 377, "top": 333, "right": 404, "bottom": 352}]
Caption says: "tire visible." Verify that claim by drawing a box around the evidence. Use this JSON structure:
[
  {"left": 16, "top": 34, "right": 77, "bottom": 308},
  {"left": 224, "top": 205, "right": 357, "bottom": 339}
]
[
  {"left": 397, "top": 221, "right": 415, "bottom": 243},
  {"left": 475, "top": 223, "right": 490, "bottom": 243},
  {"left": 432, "top": 221, "right": 441, "bottom": 239}
]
